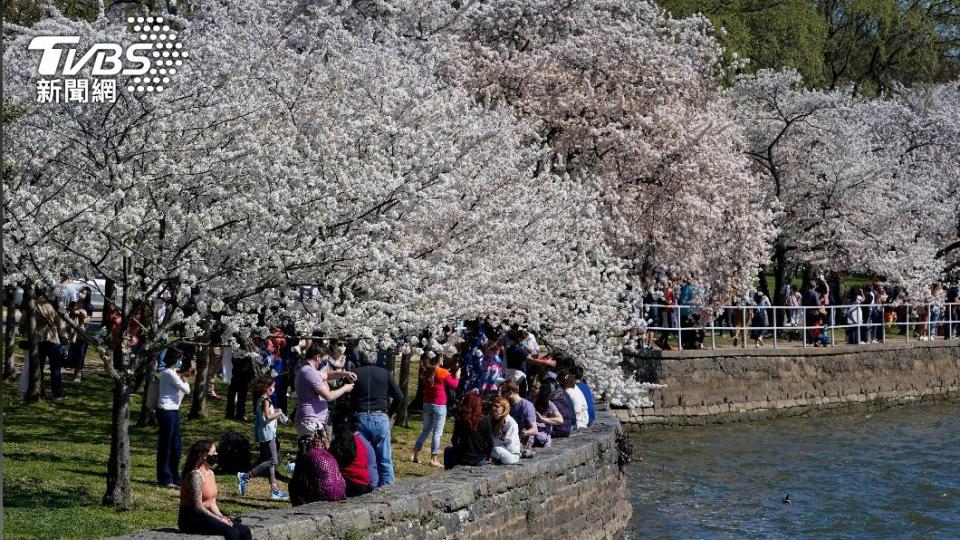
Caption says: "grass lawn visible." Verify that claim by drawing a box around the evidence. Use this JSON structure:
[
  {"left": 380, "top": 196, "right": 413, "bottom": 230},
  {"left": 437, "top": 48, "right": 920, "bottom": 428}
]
[{"left": 2, "top": 357, "right": 449, "bottom": 539}]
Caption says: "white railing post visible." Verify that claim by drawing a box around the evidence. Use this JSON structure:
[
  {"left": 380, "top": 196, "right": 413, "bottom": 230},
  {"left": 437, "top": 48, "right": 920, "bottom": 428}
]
[
  {"left": 802, "top": 307, "right": 808, "bottom": 348},
  {"left": 830, "top": 306, "right": 836, "bottom": 347},
  {"left": 676, "top": 304, "right": 683, "bottom": 351},
  {"left": 741, "top": 306, "right": 747, "bottom": 349},
  {"left": 772, "top": 304, "right": 778, "bottom": 349},
  {"left": 710, "top": 312, "right": 716, "bottom": 350},
  {"left": 906, "top": 305, "right": 911, "bottom": 343},
  {"left": 881, "top": 305, "right": 887, "bottom": 344}
]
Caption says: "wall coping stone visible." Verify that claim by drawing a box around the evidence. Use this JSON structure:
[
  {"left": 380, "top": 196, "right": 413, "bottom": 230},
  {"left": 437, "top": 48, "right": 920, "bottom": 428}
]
[
  {"left": 626, "top": 340, "right": 959, "bottom": 360},
  {"left": 108, "top": 406, "right": 629, "bottom": 540}
]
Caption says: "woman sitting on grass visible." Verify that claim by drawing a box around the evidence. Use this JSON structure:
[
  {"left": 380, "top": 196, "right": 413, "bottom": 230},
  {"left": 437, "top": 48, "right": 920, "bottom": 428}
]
[
  {"left": 289, "top": 430, "right": 346, "bottom": 505},
  {"left": 179, "top": 440, "right": 252, "bottom": 540}
]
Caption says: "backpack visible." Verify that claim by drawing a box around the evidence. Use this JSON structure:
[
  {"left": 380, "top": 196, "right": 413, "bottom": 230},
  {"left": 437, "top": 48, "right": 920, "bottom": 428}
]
[{"left": 217, "top": 430, "right": 252, "bottom": 474}]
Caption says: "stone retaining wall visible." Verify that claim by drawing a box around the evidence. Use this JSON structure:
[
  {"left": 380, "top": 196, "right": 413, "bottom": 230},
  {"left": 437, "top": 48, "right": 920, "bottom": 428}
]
[
  {"left": 113, "top": 407, "right": 630, "bottom": 540},
  {"left": 618, "top": 341, "right": 960, "bottom": 429}
]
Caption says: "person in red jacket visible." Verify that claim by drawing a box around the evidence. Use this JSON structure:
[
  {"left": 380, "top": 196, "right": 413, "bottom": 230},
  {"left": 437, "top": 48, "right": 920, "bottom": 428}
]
[{"left": 329, "top": 414, "right": 372, "bottom": 498}]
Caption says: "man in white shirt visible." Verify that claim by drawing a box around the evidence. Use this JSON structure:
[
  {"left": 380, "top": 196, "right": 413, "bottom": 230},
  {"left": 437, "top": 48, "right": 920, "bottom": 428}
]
[{"left": 157, "top": 348, "right": 194, "bottom": 488}]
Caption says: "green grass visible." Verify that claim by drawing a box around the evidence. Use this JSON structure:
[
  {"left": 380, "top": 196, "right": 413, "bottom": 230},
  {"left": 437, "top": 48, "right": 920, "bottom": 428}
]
[
  {"left": 2, "top": 356, "right": 449, "bottom": 539},
  {"left": 753, "top": 272, "right": 878, "bottom": 298}
]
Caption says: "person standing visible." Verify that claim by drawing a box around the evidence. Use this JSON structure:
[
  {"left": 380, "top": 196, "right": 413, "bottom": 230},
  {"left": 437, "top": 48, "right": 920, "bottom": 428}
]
[
  {"left": 351, "top": 349, "right": 404, "bottom": 487},
  {"left": 226, "top": 346, "right": 254, "bottom": 422},
  {"left": 294, "top": 342, "right": 355, "bottom": 440},
  {"left": 67, "top": 286, "right": 93, "bottom": 382},
  {"left": 157, "top": 348, "right": 194, "bottom": 488},
  {"left": 237, "top": 376, "right": 289, "bottom": 501},
  {"left": 23, "top": 292, "right": 67, "bottom": 400},
  {"left": 412, "top": 353, "right": 459, "bottom": 468}
]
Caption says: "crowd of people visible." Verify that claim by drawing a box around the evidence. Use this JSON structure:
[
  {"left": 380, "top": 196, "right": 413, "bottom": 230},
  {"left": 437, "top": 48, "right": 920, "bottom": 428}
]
[
  {"left": 151, "top": 319, "right": 598, "bottom": 539},
  {"left": 632, "top": 276, "right": 960, "bottom": 351}
]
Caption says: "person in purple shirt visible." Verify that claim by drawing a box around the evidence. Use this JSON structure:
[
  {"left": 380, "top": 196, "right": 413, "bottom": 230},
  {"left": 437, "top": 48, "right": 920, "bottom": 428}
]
[
  {"left": 289, "top": 430, "right": 346, "bottom": 505},
  {"left": 294, "top": 342, "right": 355, "bottom": 440},
  {"left": 500, "top": 380, "right": 537, "bottom": 453}
]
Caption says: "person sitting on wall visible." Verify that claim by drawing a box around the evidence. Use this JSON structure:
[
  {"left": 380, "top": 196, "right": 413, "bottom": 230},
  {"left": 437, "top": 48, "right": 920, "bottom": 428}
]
[
  {"left": 572, "top": 366, "right": 596, "bottom": 427},
  {"left": 501, "top": 379, "right": 538, "bottom": 457},
  {"left": 444, "top": 392, "right": 494, "bottom": 469},
  {"left": 531, "top": 378, "right": 564, "bottom": 448},
  {"left": 289, "top": 430, "right": 346, "bottom": 506},
  {"left": 178, "top": 440, "right": 252, "bottom": 540},
  {"left": 490, "top": 396, "right": 521, "bottom": 465},
  {"left": 328, "top": 411, "right": 373, "bottom": 498}
]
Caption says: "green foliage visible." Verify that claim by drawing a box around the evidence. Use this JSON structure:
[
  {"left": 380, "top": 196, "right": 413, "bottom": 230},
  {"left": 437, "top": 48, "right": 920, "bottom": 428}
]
[
  {"left": 657, "top": 0, "right": 960, "bottom": 94},
  {"left": 660, "top": 0, "right": 828, "bottom": 86},
  {"left": 3, "top": 0, "right": 104, "bottom": 27}
]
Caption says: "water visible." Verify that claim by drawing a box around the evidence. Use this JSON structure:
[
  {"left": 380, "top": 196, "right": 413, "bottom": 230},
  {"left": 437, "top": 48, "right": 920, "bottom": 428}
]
[{"left": 626, "top": 404, "right": 960, "bottom": 539}]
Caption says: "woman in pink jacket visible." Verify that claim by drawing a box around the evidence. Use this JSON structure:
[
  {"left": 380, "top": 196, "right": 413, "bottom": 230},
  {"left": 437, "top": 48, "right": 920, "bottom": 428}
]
[{"left": 411, "top": 353, "right": 459, "bottom": 468}]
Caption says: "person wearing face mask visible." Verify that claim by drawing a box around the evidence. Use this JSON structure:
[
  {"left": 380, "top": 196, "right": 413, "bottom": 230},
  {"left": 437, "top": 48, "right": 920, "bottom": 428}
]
[
  {"left": 67, "top": 286, "right": 93, "bottom": 382},
  {"left": 294, "top": 342, "right": 356, "bottom": 442},
  {"left": 179, "top": 440, "right": 252, "bottom": 540}
]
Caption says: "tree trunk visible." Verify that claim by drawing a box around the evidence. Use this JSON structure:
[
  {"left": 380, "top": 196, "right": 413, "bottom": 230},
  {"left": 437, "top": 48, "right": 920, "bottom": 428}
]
[
  {"left": 102, "top": 359, "right": 134, "bottom": 508},
  {"left": 3, "top": 285, "right": 16, "bottom": 379},
  {"left": 189, "top": 345, "right": 208, "bottom": 419},
  {"left": 772, "top": 236, "right": 789, "bottom": 326},
  {"left": 24, "top": 285, "right": 41, "bottom": 402},
  {"left": 395, "top": 351, "right": 412, "bottom": 428},
  {"left": 136, "top": 354, "right": 157, "bottom": 427}
]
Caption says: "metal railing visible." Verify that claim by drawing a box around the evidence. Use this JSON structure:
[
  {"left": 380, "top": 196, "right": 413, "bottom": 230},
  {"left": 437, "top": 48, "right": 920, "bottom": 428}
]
[{"left": 638, "top": 302, "right": 960, "bottom": 351}]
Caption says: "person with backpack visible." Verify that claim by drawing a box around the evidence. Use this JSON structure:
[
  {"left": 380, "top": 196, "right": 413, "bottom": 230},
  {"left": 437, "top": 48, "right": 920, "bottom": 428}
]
[{"left": 545, "top": 376, "right": 574, "bottom": 439}]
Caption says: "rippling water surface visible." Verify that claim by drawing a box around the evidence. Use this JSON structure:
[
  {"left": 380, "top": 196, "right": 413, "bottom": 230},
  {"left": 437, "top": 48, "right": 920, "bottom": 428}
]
[{"left": 626, "top": 404, "right": 960, "bottom": 539}]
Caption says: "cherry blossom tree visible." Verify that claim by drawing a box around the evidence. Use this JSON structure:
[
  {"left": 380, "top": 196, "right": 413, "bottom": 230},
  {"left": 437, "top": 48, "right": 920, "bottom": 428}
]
[
  {"left": 730, "top": 69, "right": 960, "bottom": 299},
  {"left": 4, "top": 0, "right": 665, "bottom": 507},
  {"left": 434, "top": 0, "right": 776, "bottom": 305}
]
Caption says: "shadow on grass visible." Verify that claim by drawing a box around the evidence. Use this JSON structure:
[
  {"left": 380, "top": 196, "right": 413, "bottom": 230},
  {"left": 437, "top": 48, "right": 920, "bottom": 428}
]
[
  {"left": 5, "top": 451, "right": 69, "bottom": 464},
  {"left": 4, "top": 482, "right": 98, "bottom": 508}
]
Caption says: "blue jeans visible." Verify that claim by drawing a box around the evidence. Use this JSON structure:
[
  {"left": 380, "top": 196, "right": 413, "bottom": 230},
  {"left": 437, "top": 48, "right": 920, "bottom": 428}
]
[
  {"left": 356, "top": 412, "right": 394, "bottom": 487},
  {"left": 157, "top": 409, "right": 182, "bottom": 485},
  {"left": 38, "top": 341, "right": 64, "bottom": 398},
  {"left": 414, "top": 404, "right": 447, "bottom": 455}
]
